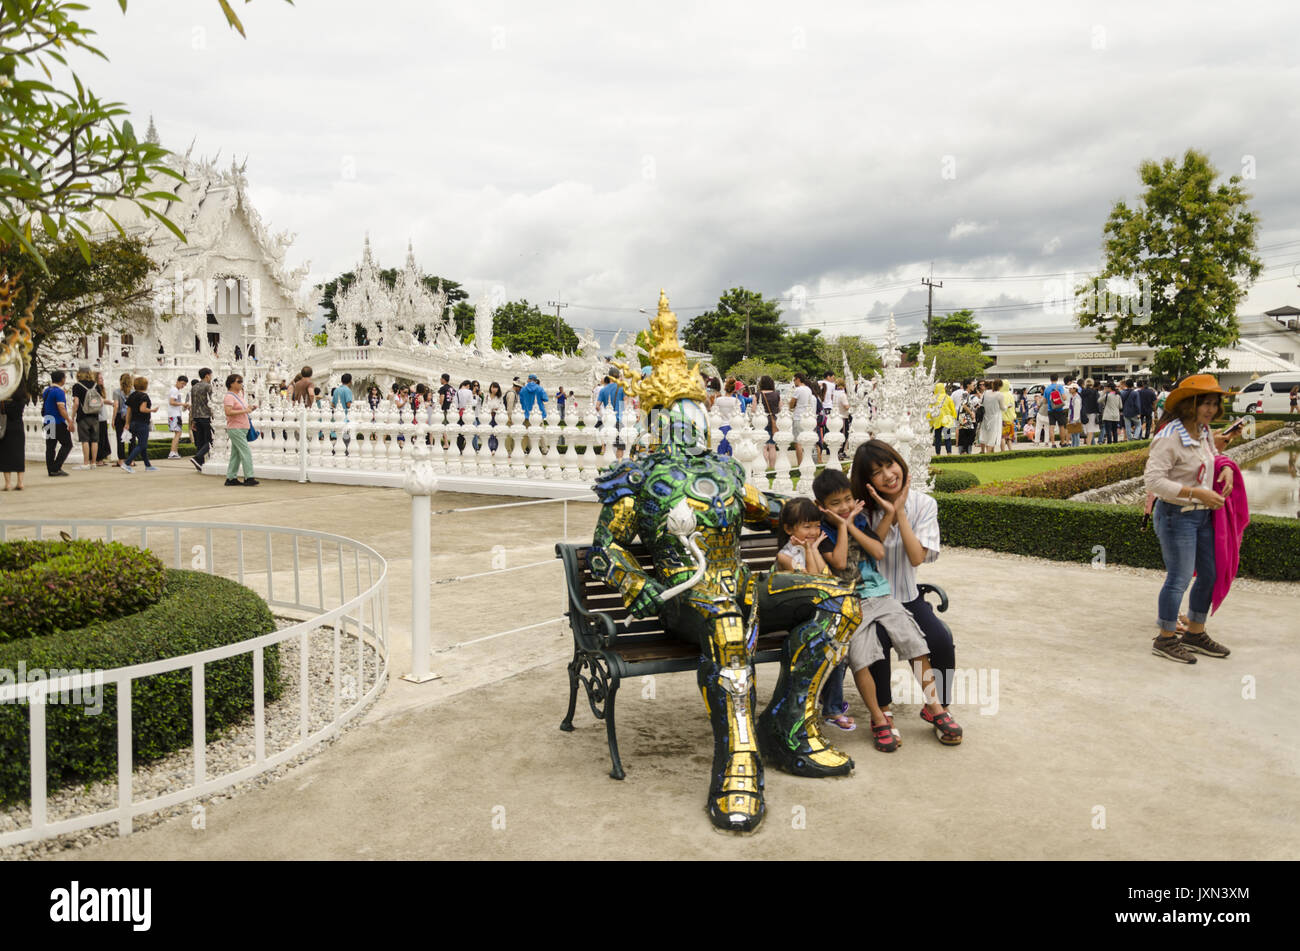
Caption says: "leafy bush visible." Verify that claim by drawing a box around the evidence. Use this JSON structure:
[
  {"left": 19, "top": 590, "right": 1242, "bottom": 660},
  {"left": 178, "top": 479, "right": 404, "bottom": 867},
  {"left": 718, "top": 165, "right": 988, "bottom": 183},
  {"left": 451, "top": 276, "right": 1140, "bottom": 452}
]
[
  {"left": 938, "top": 440, "right": 1151, "bottom": 463},
  {"left": 0, "top": 541, "right": 166, "bottom": 642},
  {"left": 0, "top": 569, "right": 279, "bottom": 805},
  {"left": 934, "top": 492, "right": 1300, "bottom": 582},
  {"left": 961, "top": 421, "right": 1291, "bottom": 499},
  {"left": 931, "top": 468, "right": 980, "bottom": 492}
]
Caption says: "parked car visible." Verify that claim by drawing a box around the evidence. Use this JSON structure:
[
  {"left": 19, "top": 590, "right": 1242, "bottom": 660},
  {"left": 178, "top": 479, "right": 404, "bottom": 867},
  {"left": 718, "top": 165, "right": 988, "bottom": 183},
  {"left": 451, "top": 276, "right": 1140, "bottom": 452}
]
[{"left": 1231, "top": 372, "right": 1300, "bottom": 414}]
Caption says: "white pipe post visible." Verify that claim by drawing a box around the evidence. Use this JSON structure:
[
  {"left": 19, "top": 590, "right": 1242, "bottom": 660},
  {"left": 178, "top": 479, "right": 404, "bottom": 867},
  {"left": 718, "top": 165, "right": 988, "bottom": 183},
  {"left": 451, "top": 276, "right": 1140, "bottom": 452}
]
[{"left": 402, "top": 443, "right": 440, "bottom": 683}]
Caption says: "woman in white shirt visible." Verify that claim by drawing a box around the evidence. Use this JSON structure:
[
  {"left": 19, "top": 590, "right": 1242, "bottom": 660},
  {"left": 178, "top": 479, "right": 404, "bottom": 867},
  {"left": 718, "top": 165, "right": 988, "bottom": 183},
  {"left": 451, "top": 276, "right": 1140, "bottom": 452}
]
[{"left": 850, "top": 439, "right": 959, "bottom": 743}]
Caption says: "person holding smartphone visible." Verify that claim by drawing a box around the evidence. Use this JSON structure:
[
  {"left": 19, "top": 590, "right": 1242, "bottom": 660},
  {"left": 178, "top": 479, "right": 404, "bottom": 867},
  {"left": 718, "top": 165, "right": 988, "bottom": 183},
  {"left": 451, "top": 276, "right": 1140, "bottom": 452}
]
[{"left": 1143, "top": 374, "right": 1241, "bottom": 664}]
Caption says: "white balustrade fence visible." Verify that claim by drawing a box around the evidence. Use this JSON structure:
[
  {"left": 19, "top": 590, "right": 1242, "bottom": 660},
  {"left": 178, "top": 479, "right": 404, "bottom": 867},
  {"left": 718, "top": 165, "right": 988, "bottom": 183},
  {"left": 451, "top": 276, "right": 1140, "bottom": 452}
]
[
  {"left": 184, "top": 395, "right": 923, "bottom": 498},
  {"left": 0, "top": 518, "right": 388, "bottom": 848}
]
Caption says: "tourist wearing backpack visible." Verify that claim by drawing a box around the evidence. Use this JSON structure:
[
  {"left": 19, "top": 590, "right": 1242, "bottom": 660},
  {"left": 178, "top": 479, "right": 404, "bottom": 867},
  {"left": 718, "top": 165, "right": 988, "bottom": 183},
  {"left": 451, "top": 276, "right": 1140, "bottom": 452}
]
[
  {"left": 71, "top": 366, "right": 103, "bottom": 470},
  {"left": 1043, "top": 374, "right": 1068, "bottom": 448}
]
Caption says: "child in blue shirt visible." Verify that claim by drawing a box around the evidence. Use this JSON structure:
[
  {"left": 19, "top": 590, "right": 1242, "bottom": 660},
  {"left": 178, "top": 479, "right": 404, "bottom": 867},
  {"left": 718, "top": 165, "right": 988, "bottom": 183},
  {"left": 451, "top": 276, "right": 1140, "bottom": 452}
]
[{"left": 813, "top": 468, "right": 961, "bottom": 751}]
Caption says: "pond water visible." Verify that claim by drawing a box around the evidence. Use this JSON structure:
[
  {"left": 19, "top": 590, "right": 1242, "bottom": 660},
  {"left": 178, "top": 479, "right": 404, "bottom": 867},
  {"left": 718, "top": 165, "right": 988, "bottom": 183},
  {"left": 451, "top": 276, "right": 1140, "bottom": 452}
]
[{"left": 1239, "top": 446, "right": 1300, "bottom": 519}]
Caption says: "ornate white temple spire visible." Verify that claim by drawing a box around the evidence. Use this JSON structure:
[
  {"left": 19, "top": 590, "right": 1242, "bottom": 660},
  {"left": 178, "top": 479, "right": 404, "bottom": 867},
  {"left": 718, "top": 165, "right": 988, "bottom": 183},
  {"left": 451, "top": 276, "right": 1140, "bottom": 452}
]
[
  {"left": 361, "top": 232, "right": 374, "bottom": 268},
  {"left": 405, "top": 238, "right": 416, "bottom": 270},
  {"left": 145, "top": 114, "right": 160, "bottom": 145}
]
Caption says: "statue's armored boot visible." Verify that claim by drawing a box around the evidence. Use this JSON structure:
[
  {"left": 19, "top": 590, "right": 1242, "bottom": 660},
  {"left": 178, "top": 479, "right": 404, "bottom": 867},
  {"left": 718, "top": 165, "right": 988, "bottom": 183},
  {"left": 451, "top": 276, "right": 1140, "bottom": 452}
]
[
  {"left": 698, "top": 613, "right": 764, "bottom": 832},
  {"left": 757, "top": 598, "right": 860, "bottom": 778}
]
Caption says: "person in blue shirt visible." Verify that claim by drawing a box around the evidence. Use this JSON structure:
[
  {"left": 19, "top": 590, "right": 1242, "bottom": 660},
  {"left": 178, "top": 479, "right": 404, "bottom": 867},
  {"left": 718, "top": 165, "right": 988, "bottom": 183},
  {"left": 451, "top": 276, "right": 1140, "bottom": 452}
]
[
  {"left": 331, "top": 372, "right": 355, "bottom": 418},
  {"left": 518, "top": 373, "right": 548, "bottom": 420},
  {"left": 1042, "top": 374, "right": 1068, "bottom": 448},
  {"left": 41, "top": 369, "right": 74, "bottom": 476}
]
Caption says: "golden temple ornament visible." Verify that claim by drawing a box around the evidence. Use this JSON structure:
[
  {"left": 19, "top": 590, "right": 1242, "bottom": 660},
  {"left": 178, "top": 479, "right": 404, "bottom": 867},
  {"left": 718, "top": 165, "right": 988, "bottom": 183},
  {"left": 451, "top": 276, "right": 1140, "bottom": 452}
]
[{"left": 614, "top": 289, "right": 706, "bottom": 411}]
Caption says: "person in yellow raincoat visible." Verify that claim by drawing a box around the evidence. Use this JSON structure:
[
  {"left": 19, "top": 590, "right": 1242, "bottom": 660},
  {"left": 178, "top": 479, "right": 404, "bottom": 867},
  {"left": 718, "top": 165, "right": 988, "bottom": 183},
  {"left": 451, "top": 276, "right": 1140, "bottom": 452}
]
[{"left": 927, "top": 382, "right": 956, "bottom": 455}]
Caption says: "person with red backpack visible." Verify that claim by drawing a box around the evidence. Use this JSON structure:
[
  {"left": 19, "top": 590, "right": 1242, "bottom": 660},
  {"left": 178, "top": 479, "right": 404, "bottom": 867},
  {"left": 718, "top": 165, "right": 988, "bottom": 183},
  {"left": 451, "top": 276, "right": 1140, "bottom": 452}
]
[{"left": 1043, "top": 374, "right": 1068, "bottom": 448}]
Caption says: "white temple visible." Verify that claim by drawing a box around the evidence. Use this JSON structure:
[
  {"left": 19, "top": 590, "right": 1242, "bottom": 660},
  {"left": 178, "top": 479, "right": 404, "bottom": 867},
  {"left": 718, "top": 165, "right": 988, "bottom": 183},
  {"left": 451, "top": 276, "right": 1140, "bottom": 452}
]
[{"left": 75, "top": 122, "right": 313, "bottom": 373}]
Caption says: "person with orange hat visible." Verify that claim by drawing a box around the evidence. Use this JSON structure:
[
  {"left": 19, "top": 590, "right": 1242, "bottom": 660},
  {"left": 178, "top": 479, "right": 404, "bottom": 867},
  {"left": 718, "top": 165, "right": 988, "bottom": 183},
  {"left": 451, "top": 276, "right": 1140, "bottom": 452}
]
[{"left": 1142, "top": 374, "right": 1241, "bottom": 664}]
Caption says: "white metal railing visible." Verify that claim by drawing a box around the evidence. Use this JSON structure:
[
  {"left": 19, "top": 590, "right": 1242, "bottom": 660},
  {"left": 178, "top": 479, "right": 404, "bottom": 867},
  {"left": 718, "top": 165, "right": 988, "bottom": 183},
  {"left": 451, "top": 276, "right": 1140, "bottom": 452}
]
[{"left": 0, "top": 517, "right": 389, "bottom": 847}]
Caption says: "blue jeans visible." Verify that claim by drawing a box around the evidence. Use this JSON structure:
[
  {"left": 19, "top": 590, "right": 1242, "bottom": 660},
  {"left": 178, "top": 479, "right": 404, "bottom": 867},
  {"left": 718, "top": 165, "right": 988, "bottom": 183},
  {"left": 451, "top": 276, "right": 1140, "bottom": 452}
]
[
  {"left": 124, "top": 422, "right": 151, "bottom": 466},
  {"left": 1123, "top": 416, "right": 1141, "bottom": 440},
  {"left": 1152, "top": 500, "right": 1216, "bottom": 632}
]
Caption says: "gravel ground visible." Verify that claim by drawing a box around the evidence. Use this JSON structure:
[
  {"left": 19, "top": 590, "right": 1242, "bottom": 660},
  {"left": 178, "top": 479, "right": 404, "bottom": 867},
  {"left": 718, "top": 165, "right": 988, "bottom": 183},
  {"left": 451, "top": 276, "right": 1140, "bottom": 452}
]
[{"left": 0, "top": 619, "right": 384, "bottom": 860}]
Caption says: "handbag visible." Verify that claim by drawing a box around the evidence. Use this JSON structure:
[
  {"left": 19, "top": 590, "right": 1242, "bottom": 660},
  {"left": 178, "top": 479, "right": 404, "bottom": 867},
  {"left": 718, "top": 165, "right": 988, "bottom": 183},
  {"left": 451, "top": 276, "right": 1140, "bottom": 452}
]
[
  {"left": 247, "top": 424, "right": 259, "bottom": 443},
  {"left": 1067, "top": 421, "right": 1084, "bottom": 434}
]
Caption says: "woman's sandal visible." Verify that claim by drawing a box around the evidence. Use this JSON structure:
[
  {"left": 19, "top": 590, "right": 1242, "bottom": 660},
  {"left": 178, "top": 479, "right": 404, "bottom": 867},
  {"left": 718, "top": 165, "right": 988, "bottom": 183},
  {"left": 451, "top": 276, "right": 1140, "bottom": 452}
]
[
  {"left": 921, "top": 707, "right": 963, "bottom": 745},
  {"left": 871, "top": 719, "right": 899, "bottom": 752}
]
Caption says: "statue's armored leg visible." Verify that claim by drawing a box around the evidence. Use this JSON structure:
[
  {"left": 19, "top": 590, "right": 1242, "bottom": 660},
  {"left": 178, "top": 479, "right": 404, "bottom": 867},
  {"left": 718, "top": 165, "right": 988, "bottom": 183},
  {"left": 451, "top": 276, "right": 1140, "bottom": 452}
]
[
  {"left": 757, "top": 579, "right": 862, "bottom": 777},
  {"left": 697, "top": 611, "right": 764, "bottom": 832}
]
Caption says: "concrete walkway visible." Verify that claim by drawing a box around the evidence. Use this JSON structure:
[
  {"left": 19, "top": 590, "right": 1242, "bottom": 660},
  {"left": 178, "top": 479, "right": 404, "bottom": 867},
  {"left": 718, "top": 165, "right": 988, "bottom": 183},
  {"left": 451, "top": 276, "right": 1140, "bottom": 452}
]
[{"left": 4, "top": 460, "right": 1298, "bottom": 859}]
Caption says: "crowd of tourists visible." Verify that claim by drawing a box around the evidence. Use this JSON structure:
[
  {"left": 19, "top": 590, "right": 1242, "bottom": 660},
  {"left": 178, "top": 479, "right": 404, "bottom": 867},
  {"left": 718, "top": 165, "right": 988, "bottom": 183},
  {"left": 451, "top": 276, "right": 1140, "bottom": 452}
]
[
  {"left": 0, "top": 365, "right": 252, "bottom": 488},
  {"left": 927, "top": 374, "right": 1173, "bottom": 454}
]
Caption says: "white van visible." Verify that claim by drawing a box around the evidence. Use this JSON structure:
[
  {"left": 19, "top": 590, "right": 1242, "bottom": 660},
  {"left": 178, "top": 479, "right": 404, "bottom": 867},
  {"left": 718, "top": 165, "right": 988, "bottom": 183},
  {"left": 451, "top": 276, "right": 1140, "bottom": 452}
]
[{"left": 1231, "top": 372, "right": 1300, "bottom": 414}]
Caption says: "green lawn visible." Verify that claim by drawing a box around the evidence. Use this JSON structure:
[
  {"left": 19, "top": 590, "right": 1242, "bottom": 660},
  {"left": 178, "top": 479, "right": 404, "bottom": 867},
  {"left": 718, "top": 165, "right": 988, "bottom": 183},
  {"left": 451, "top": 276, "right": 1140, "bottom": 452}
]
[{"left": 930, "top": 454, "right": 1088, "bottom": 482}]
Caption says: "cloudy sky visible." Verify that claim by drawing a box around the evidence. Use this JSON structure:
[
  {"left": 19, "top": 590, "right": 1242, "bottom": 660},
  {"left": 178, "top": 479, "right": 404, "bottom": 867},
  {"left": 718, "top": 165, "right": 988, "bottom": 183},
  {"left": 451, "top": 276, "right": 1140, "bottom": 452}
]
[{"left": 71, "top": 0, "right": 1300, "bottom": 347}]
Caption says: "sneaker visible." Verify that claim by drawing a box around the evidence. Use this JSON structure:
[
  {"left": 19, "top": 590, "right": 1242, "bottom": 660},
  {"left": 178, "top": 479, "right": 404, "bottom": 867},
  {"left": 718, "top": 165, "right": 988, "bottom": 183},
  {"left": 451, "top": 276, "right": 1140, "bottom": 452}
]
[
  {"left": 191, "top": 458, "right": 203, "bottom": 472},
  {"left": 49, "top": 470, "right": 70, "bottom": 477},
  {"left": 122, "top": 465, "right": 133, "bottom": 473},
  {"left": 224, "top": 478, "right": 243, "bottom": 486},
  {"left": 1180, "top": 630, "right": 1230, "bottom": 658},
  {"left": 78, "top": 464, "right": 93, "bottom": 470},
  {"left": 241, "top": 478, "right": 260, "bottom": 486},
  {"left": 167, "top": 452, "right": 181, "bottom": 460},
  {"left": 1152, "top": 634, "right": 1197, "bottom": 664},
  {"left": 144, "top": 465, "right": 158, "bottom": 472}
]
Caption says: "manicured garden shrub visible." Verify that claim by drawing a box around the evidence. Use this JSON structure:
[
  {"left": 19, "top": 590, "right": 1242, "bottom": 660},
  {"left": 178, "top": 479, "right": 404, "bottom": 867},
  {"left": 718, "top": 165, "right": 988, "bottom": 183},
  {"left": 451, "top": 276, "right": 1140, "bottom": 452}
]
[
  {"left": 931, "top": 468, "right": 980, "bottom": 492},
  {"left": 0, "top": 569, "right": 279, "bottom": 804},
  {"left": 0, "top": 541, "right": 166, "bottom": 642},
  {"left": 933, "top": 492, "right": 1300, "bottom": 582}
]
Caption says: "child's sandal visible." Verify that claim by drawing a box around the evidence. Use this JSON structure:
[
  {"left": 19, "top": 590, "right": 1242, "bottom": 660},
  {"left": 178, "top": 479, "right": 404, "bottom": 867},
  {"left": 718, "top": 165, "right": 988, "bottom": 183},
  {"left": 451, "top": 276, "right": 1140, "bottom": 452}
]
[
  {"left": 884, "top": 710, "right": 902, "bottom": 748},
  {"left": 871, "top": 720, "right": 899, "bottom": 752},
  {"left": 920, "top": 707, "right": 963, "bottom": 746}
]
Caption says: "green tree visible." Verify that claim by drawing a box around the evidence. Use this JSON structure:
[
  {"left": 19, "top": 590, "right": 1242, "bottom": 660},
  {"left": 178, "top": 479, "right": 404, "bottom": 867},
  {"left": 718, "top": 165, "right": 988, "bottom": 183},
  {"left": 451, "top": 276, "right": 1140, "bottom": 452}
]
[
  {"left": 0, "top": 234, "right": 157, "bottom": 391},
  {"left": 930, "top": 309, "right": 988, "bottom": 349},
  {"left": 783, "top": 328, "right": 828, "bottom": 378},
  {"left": 1075, "top": 148, "right": 1262, "bottom": 380},
  {"left": 921, "top": 342, "right": 990, "bottom": 383},
  {"left": 683, "top": 287, "right": 786, "bottom": 370},
  {"left": 491, "top": 299, "right": 579, "bottom": 355},
  {"left": 817, "top": 334, "right": 881, "bottom": 379},
  {"left": 725, "top": 357, "right": 794, "bottom": 386},
  {"left": 0, "top": 1, "right": 289, "bottom": 269}
]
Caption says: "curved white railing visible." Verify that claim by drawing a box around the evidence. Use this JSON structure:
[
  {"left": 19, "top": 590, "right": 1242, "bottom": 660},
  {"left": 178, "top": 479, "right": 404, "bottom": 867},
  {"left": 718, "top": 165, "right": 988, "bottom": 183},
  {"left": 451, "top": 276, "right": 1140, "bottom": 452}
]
[{"left": 0, "top": 518, "right": 389, "bottom": 847}]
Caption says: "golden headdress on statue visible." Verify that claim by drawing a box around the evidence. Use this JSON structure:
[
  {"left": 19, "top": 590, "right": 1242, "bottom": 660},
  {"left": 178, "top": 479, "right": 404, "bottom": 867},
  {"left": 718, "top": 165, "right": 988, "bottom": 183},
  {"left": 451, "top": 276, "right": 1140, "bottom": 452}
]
[
  {"left": 0, "top": 270, "right": 36, "bottom": 402},
  {"left": 613, "top": 289, "right": 707, "bottom": 411}
]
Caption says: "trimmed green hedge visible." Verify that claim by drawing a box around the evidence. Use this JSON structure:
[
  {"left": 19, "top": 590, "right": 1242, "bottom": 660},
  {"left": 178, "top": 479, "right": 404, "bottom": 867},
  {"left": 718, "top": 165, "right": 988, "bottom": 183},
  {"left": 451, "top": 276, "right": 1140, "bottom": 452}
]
[
  {"left": 0, "top": 541, "right": 166, "bottom": 643},
  {"left": 931, "top": 468, "right": 980, "bottom": 493},
  {"left": 0, "top": 569, "right": 279, "bottom": 805},
  {"left": 934, "top": 492, "right": 1300, "bottom": 582},
  {"left": 934, "top": 440, "right": 1151, "bottom": 464}
]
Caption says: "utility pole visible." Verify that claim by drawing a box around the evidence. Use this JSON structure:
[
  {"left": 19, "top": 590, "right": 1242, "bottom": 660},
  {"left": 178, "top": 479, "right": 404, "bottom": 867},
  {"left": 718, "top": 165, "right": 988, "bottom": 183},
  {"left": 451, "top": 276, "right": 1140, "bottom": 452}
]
[
  {"left": 922, "top": 270, "right": 943, "bottom": 345},
  {"left": 547, "top": 297, "right": 569, "bottom": 349}
]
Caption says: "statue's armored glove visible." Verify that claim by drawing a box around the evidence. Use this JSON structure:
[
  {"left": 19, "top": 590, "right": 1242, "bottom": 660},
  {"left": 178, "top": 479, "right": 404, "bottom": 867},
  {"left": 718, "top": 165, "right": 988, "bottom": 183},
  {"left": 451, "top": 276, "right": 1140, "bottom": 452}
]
[{"left": 628, "top": 578, "right": 668, "bottom": 619}]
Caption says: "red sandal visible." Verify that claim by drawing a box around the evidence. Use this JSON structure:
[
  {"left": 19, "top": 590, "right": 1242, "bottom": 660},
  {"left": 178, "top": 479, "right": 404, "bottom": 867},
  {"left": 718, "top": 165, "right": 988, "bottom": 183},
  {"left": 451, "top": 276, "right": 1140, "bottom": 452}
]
[
  {"left": 871, "top": 719, "right": 899, "bottom": 752},
  {"left": 920, "top": 707, "right": 963, "bottom": 745}
]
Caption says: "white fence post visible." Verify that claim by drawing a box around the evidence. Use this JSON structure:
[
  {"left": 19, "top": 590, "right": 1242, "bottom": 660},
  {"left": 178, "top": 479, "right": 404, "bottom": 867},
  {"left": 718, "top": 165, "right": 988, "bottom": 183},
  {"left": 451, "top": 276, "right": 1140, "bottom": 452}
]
[
  {"left": 298, "top": 404, "right": 309, "bottom": 484},
  {"left": 401, "top": 443, "right": 440, "bottom": 684}
]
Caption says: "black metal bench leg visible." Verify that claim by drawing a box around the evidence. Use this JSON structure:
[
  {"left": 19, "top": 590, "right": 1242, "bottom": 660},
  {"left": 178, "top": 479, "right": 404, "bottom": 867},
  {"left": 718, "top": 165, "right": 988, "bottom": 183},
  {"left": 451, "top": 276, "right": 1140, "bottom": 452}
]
[
  {"left": 560, "top": 652, "right": 580, "bottom": 732},
  {"left": 604, "top": 677, "right": 625, "bottom": 780}
]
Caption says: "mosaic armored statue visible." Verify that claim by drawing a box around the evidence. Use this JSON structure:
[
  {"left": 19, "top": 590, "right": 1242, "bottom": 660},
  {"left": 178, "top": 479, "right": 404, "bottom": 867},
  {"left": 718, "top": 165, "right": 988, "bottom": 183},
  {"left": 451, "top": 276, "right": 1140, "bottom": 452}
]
[{"left": 588, "top": 291, "right": 863, "bottom": 833}]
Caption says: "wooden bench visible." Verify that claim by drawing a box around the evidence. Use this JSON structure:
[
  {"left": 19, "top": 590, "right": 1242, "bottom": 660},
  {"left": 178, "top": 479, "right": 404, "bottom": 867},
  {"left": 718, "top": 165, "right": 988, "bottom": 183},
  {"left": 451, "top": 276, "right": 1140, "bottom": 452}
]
[{"left": 555, "top": 531, "right": 951, "bottom": 780}]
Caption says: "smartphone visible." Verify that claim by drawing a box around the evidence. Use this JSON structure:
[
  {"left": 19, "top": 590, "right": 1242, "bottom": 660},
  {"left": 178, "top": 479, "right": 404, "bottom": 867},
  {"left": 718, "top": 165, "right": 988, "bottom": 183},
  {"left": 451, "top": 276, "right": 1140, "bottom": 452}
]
[{"left": 1223, "top": 417, "right": 1246, "bottom": 435}]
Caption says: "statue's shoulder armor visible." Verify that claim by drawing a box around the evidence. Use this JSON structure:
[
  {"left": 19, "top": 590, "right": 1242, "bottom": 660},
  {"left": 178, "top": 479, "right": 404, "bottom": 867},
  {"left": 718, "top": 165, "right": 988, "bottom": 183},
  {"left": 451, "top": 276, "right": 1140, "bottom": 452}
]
[{"left": 593, "top": 459, "right": 647, "bottom": 504}]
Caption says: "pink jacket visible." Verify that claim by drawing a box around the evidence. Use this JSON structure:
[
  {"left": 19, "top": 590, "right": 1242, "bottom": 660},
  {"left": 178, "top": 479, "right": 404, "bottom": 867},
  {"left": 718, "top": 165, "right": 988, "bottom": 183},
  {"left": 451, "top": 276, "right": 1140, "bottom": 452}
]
[{"left": 1211, "top": 456, "right": 1249, "bottom": 615}]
